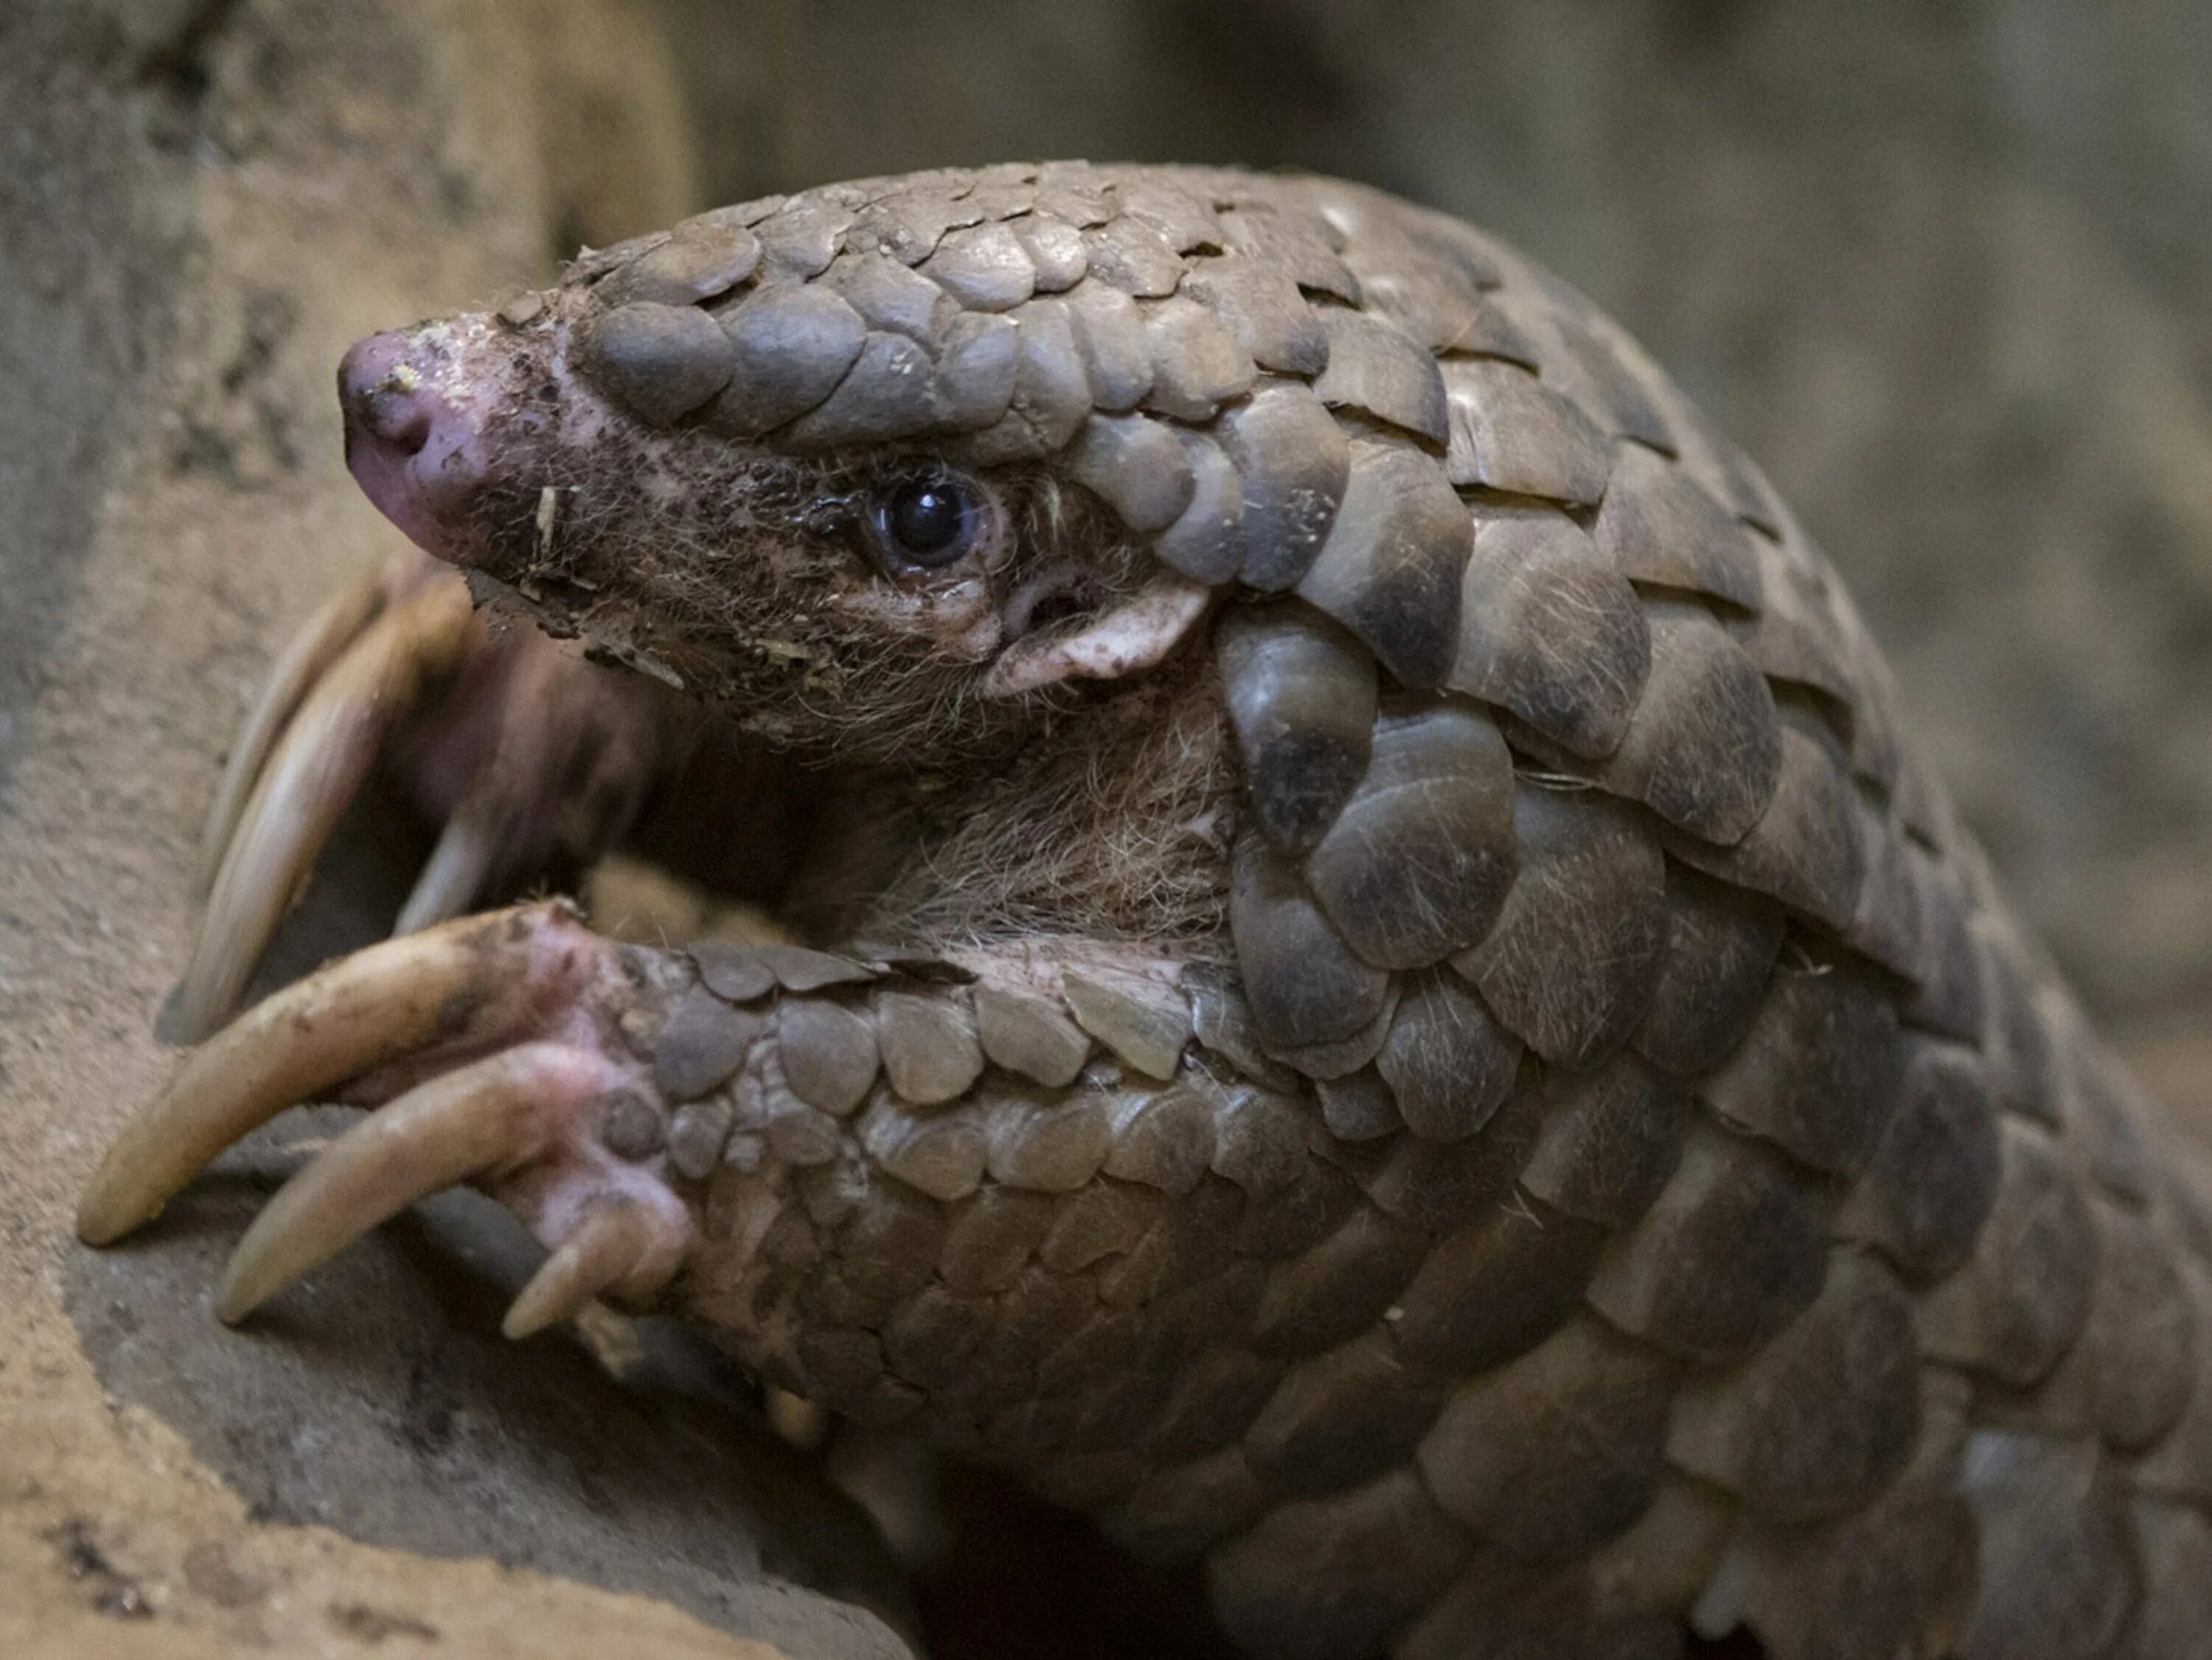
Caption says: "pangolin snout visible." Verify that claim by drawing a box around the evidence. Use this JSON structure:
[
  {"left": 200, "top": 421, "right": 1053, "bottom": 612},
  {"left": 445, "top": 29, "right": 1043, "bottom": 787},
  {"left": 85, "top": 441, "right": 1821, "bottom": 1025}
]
[
  {"left": 338, "top": 327, "right": 487, "bottom": 558},
  {"left": 340, "top": 330, "right": 436, "bottom": 454}
]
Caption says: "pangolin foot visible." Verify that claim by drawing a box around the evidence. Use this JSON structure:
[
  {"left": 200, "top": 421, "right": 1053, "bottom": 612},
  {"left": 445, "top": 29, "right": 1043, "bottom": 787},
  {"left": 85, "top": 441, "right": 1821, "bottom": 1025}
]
[
  {"left": 79, "top": 903, "right": 698, "bottom": 1339},
  {"left": 181, "top": 551, "right": 671, "bottom": 1042}
]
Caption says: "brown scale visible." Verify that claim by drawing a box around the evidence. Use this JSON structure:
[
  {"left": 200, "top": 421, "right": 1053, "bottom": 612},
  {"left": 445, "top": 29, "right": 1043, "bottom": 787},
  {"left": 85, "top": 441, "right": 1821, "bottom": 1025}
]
[
  {"left": 1663, "top": 1249, "right": 1921, "bottom": 1525},
  {"left": 2131, "top": 1501, "right": 2212, "bottom": 1656},
  {"left": 1305, "top": 700, "right": 1517, "bottom": 970},
  {"left": 1670, "top": 713, "right": 1868, "bottom": 931},
  {"left": 1293, "top": 441, "right": 1470, "bottom": 688},
  {"left": 1214, "top": 383, "right": 1352, "bottom": 588},
  {"left": 1062, "top": 283, "right": 1152, "bottom": 410},
  {"left": 1394, "top": 1479, "right": 1734, "bottom": 1660},
  {"left": 1517, "top": 1054, "right": 1686, "bottom": 1229},
  {"left": 1958, "top": 1434, "right": 2138, "bottom": 1660},
  {"left": 1449, "top": 505, "right": 1652, "bottom": 760},
  {"left": 1206, "top": 1469, "right": 1474, "bottom": 1660},
  {"left": 1698, "top": 946, "right": 1905, "bottom": 1178},
  {"left": 1833, "top": 1036, "right": 2005, "bottom": 1281},
  {"left": 1386, "top": 1194, "right": 1607, "bottom": 1377},
  {"left": 1450, "top": 779, "right": 1670, "bottom": 1069},
  {"left": 84, "top": 162, "right": 2212, "bottom": 1660},
  {"left": 1374, "top": 969, "right": 1520, "bottom": 1141},
  {"left": 1585, "top": 601, "right": 1784, "bottom": 846},
  {"left": 1242, "top": 1327, "right": 1452, "bottom": 1498},
  {"left": 1585, "top": 1122, "right": 1830, "bottom": 1365},
  {"left": 1441, "top": 356, "right": 1614, "bottom": 506},
  {"left": 1992, "top": 1195, "right": 2195, "bottom": 1452},
  {"left": 1418, "top": 1311, "right": 1680, "bottom": 1560},
  {"left": 1919, "top": 1117, "right": 2100, "bottom": 1387}
]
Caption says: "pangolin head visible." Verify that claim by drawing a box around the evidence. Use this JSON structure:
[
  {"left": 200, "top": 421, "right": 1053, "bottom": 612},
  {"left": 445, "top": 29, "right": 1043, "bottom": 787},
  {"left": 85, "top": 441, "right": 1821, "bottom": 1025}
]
[{"left": 335, "top": 164, "right": 1481, "bottom": 771}]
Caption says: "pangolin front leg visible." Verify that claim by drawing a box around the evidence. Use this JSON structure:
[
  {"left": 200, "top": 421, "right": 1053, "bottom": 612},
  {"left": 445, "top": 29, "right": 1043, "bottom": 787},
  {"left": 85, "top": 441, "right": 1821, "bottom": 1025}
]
[
  {"left": 180, "top": 544, "right": 681, "bottom": 1041},
  {"left": 87, "top": 163, "right": 2212, "bottom": 1660},
  {"left": 82, "top": 905, "right": 699, "bottom": 1333}
]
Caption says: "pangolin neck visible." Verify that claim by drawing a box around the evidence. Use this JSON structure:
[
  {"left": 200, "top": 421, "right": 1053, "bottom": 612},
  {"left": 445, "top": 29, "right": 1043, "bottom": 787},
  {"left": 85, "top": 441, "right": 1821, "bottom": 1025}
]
[{"left": 795, "top": 675, "right": 1235, "bottom": 958}]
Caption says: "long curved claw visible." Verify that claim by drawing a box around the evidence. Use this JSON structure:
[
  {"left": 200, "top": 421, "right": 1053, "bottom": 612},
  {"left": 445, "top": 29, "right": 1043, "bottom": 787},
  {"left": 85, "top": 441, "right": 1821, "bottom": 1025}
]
[
  {"left": 501, "top": 1198, "right": 655, "bottom": 1340},
  {"left": 393, "top": 807, "right": 503, "bottom": 936},
  {"left": 77, "top": 904, "right": 569, "bottom": 1247},
  {"left": 389, "top": 633, "right": 678, "bottom": 938},
  {"left": 196, "top": 567, "right": 387, "bottom": 897},
  {"left": 215, "top": 1041, "right": 597, "bottom": 1324},
  {"left": 86, "top": 899, "right": 698, "bottom": 1338},
  {"left": 174, "top": 577, "right": 479, "bottom": 1041}
]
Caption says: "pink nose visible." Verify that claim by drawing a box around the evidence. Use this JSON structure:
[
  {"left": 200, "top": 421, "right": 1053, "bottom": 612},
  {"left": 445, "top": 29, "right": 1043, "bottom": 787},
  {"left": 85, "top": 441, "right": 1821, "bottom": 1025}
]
[
  {"left": 339, "top": 331, "right": 435, "bottom": 462},
  {"left": 336, "top": 330, "right": 462, "bottom": 554}
]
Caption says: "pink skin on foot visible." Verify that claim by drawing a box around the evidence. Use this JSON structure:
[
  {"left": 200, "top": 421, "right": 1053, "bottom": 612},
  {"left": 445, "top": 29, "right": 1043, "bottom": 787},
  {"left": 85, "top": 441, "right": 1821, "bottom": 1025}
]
[{"left": 78, "top": 900, "right": 700, "bottom": 1333}]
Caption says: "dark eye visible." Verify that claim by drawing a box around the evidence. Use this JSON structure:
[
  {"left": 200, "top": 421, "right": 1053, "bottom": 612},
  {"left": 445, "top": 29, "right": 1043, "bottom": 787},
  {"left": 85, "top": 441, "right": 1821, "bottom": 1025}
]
[{"left": 872, "top": 473, "right": 984, "bottom": 571}]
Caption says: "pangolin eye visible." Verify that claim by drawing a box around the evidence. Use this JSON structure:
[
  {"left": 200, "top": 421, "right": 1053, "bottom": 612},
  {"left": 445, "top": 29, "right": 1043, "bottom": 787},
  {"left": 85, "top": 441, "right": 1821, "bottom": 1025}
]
[{"left": 872, "top": 472, "right": 985, "bottom": 571}]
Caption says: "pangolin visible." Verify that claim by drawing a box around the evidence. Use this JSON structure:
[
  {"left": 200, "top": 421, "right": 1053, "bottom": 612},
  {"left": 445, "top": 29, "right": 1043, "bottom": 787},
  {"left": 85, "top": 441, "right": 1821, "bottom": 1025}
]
[{"left": 76, "top": 164, "right": 2212, "bottom": 1659}]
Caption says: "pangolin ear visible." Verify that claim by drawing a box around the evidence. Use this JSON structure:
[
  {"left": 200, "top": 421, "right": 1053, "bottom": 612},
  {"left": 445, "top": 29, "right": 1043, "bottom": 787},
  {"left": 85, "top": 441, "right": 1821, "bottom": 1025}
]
[{"left": 981, "top": 572, "right": 1217, "bottom": 698}]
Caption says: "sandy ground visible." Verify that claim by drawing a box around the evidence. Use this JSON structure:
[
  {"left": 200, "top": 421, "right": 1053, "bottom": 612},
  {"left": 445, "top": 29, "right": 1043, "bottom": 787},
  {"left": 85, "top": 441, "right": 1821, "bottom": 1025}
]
[{"left": 0, "top": 2, "right": 904, "bottom": 1654}]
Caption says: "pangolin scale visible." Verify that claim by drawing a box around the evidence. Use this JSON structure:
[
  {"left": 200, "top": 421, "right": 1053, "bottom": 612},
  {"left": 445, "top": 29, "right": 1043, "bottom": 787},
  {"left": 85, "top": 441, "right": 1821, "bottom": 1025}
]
[{"left": 78, "top": 163, "right": 2212, "bottom": 1659}]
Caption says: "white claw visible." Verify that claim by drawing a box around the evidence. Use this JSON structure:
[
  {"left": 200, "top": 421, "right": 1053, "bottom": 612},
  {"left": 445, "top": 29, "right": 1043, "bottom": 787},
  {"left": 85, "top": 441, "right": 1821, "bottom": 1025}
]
[
  {"left": 501, "top": 1200, "right": 655, "bottom": 1340},
  {"left": 198, "top": 569, "right": 386, "bottom": 898},
  {"left": 175, "top": 577, "right": 477, "bottom": 1041},
  {"left": 214, "top": 1042, "right": 594, "bottom": 1325},
  {"left": 77, "top": 903, "right": 574, "bottom": 1247},
  {"left": 394, "top": 809, "right": 502, "bottom": 937}
]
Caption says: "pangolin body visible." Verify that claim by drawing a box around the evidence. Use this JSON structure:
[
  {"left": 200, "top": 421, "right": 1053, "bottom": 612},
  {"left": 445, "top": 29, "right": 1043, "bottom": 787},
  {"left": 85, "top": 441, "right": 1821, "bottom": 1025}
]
[{"left": 80, "top": 164, "right": 2212, "bottom": 1659}]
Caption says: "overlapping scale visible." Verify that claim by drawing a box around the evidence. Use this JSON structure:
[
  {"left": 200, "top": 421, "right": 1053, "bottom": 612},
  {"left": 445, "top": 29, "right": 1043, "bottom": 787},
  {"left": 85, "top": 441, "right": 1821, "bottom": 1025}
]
[
  {"left": 1306, "top": 701, "right": 1517, "bottom": 971},
  {"left": 1447, "top": 507, "right": 1651, "bottom": 759},
  {"left": 545, "top": 166, "right": 2212, "bottom": 1659}
]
